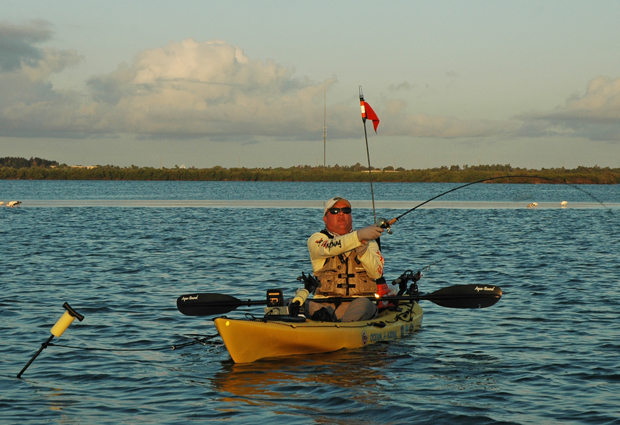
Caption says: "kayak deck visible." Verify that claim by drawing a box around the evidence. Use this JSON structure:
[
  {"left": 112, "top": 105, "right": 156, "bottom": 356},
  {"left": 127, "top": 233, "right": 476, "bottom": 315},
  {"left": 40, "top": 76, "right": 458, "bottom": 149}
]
[{"left": 213, "top": 301, "right": 423, "bottom": 363}]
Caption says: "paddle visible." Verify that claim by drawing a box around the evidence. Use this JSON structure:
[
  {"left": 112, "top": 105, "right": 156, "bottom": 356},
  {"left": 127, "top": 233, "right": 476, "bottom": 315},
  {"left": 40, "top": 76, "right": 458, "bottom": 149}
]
[{"left": 176, "top": 284, "right": 502, "bottom": 317}]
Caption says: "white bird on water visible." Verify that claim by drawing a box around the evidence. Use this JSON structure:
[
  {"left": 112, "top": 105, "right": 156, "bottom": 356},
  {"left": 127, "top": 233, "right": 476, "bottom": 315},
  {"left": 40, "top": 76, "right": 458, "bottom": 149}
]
[{"left": 6, "top": 201, "right": 21, "bottom": 207}]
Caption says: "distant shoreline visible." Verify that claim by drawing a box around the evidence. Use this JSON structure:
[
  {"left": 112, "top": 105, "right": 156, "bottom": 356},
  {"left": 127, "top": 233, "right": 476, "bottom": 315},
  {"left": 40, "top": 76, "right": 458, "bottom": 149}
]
[{"left": 1, "top": 163, "right": 619, "bottom": 184}]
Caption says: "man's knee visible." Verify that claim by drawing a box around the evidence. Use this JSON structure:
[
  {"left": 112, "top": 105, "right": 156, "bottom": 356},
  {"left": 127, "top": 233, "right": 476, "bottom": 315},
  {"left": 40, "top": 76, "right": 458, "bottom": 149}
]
[{"left": 339, "top": 298, "right": 377, "bottom": 321}]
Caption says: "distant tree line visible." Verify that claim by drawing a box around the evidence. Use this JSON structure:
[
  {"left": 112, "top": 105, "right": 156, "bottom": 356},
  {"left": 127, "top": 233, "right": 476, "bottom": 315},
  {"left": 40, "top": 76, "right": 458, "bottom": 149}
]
[
  {"left": 0, "top": 157, "right": 618, "bottom": 184},
  {"left": 0, "top": 156, "right": 59, "bottom": 168}
]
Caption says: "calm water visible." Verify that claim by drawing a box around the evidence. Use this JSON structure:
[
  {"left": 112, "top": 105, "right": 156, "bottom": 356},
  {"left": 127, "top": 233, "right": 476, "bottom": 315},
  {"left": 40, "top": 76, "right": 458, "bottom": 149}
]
[{"left": 1, "top": 181, "right": 619, "bottom": 424}]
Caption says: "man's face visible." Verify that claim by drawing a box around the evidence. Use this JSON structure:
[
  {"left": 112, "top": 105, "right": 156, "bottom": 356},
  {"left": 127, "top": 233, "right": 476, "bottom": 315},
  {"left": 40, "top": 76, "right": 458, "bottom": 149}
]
[{"left": 323, "top": 200, "right": 353, "bottom": 235}]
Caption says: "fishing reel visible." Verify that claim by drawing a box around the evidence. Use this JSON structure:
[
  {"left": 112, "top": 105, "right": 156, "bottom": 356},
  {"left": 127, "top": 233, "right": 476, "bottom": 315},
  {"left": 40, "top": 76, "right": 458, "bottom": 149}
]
[
  {"left": 392, "top": 269, "right": 421, "bottom": 297},
  {"left": 297, "top": 272, "right": 320, "bottom": 294},
  {"left": 375, "top": 217, "right": 393, "bottom": 234}
]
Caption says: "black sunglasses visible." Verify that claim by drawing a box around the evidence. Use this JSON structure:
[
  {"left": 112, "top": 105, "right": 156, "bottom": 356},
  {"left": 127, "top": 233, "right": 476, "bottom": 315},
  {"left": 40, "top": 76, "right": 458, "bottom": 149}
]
[{"left": 328, "top": 207, "right": 352, "bottom": 215}]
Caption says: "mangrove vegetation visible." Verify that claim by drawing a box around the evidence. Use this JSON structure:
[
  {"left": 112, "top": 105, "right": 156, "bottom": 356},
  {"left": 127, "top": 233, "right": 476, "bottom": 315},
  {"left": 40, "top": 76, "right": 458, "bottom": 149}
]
[{"left": 1, "top": 157, "right": 618, "bottom": 184}]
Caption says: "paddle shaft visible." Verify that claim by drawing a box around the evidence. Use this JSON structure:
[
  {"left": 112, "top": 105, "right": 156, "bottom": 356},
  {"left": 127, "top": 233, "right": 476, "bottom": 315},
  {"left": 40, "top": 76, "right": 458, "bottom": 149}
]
[
  {"left": 177, "top": 284, "right": 502, "bottom": 316},
  {"left": 310, "top": 284, "right": 501, "bottom": 309},
  {"left": 313, "top": 292, "right": 490, "bottom": 305}
]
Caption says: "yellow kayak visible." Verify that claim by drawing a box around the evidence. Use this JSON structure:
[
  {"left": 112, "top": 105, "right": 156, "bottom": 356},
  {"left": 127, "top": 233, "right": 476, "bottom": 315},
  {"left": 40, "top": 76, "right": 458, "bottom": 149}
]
[
  {"left": 213, "top": 301, "right": 423, "bottom": 363},
  {"left": 178, "top": 283, "right": 501, "bottom": 363}
]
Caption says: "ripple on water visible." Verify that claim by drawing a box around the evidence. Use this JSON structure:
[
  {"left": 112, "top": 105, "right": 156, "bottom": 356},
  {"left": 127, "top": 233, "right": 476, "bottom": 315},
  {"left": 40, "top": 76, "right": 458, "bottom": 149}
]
[{"left": 2, "top": 182, "right": 619, "bottom": 424}]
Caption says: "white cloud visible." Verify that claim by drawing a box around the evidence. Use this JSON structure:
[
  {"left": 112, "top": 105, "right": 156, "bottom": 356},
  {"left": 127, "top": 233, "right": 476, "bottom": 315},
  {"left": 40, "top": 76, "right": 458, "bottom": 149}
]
[
  {"left": 563, "top": 76, "right": 620, "bottom": 120},
  {"left": 0, "top": 23, "right": 518, "bottom": 141},
  {"left": 1, "top": 33, "right": 337, "bottom": 139},
  {"left": 8, "top": 22, "right": 608, "bottom": 144},
  {"left": 518, "top": 75, "right": 620, "bottom": 141},
  {"left": 84, "top": 38, "right": 335, "bottom": 138}
]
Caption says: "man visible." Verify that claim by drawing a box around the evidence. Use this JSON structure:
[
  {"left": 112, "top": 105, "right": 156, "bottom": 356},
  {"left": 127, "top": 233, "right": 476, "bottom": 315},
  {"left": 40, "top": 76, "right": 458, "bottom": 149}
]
[{"left": 306, "top": 197, "right": 385, "bottom": 321}]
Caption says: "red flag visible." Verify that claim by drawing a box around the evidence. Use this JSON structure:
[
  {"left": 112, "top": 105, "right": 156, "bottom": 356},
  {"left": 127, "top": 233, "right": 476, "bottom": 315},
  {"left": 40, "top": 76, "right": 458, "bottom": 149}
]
[{"left": 360, "top": 101, "right": 380, "bottom": 133}]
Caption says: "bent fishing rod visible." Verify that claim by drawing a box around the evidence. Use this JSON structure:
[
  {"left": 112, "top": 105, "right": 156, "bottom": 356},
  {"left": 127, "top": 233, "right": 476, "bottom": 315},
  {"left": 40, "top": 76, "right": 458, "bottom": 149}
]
[{"left": 372, "top": 174, "right": 608, "bottom": 234}]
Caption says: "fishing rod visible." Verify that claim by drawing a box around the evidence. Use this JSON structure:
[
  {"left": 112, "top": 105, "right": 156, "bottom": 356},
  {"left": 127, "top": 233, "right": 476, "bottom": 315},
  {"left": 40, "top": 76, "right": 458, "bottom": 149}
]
[{"left": 375, "top": 174, "right": 609, "bottom": 234}]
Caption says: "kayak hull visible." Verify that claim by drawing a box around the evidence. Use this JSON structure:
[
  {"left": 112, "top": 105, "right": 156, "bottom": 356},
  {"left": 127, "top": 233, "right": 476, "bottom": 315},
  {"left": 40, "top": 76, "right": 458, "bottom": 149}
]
[{"left": 214, "top": 301, "right": 423, "bottom": 363}]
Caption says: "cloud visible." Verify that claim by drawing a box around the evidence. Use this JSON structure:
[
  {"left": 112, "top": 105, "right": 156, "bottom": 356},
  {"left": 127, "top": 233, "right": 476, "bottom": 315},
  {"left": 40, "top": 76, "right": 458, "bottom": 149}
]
[
  {"left": 517, "top": 75, "right": 620, "bottom": 141},
  {"left": 387, "top": 81, "right": 413, "bottom": 93},
  {"left": 0, "top": 25, "right": 536, "bottom": 142},
  {"left": 390, "top": 113, "right": 518, "bottom": 138},
  {"left": 0, "top": 20, "right": 52, "bottom": 72},
  {"left": 84, "top": 38, "right": 329, "bottom": 138},
  {"left": 1, "top": 32, "right": 337, "bottom": 139},
  {"left": 0, "top": 21, "right": 84, "bottom": 137},
  {"left": 0, "top": 20, "right": 80, "bottom": 79},
  {"left": 361, "top": 97, "right": 519, "bottom": 138}
]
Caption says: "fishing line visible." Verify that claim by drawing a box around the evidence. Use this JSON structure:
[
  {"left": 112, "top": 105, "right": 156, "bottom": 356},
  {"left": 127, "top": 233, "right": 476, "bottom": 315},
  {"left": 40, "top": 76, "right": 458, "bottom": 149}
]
[
  {"left": 419, "top": 256, "right": 452, "bottom": 273},
  {"left": 41, "top": 333, "right": 222, "bottom": 352},
  {"left": 375, "top": 173, "right": 615, "bottom": 245},
  {"left": 389, "top": 174, "right": 610, "bottom": 226}
]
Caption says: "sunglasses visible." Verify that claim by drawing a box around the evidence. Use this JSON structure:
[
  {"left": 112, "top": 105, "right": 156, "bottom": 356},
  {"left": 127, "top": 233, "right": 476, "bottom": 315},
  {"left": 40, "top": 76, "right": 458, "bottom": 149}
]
[{"left": 328, "top": 207, "right": 352, "bottom": 215}]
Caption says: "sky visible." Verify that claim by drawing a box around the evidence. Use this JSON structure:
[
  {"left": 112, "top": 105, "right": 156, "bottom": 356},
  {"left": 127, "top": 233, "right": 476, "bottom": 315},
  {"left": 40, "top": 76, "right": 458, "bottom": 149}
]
[{"left": 1, "top": 0, "right": 620, "bottom": 170}]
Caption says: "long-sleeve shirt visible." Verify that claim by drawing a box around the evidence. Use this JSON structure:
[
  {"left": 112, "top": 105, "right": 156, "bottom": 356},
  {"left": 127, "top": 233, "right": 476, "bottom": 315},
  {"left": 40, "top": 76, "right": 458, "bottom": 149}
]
[{"left": 307, "top": 230, "right": 384, "bottom": 280}]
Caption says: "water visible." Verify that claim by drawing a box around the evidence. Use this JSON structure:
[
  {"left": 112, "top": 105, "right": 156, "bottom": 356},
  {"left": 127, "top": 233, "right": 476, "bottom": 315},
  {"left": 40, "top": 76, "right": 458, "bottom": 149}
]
[{"left": 1, "top": 181, "right": 619, "bottom": 424}]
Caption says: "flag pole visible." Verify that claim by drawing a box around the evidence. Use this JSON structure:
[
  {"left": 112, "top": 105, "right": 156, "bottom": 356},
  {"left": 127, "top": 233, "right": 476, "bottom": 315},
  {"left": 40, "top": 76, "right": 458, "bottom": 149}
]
[{"left": 359, "top": 85, "right": 377, "bottom": 225}]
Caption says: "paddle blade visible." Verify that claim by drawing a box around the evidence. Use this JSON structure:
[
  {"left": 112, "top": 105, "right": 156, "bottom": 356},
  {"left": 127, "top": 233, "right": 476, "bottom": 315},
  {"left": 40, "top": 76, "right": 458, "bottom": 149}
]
[
  {"left": 177, "top": 293, "right": 245, "bottom": 316},
  {"left": 421, "top": 284, "right": 502, "bottom": 309}
]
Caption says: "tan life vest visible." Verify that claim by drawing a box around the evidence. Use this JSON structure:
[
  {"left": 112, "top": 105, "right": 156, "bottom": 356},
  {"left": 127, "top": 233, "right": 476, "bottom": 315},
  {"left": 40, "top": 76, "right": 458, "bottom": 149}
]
[{"left": 314, "top": 250, "right": 378, "bottom": 297}]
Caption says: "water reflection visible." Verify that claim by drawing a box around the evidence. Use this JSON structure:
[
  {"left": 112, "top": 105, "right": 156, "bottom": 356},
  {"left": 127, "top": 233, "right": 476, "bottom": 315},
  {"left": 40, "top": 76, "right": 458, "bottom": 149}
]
[{"left": 212, "top": 346, "right": 394, "bottom": 407}]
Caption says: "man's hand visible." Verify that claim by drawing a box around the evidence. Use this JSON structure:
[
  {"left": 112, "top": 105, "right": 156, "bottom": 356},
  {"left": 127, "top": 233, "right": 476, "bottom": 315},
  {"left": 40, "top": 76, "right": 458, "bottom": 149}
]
[{"left": 357, "top": 225, "right": 384, "bottom": 242}]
